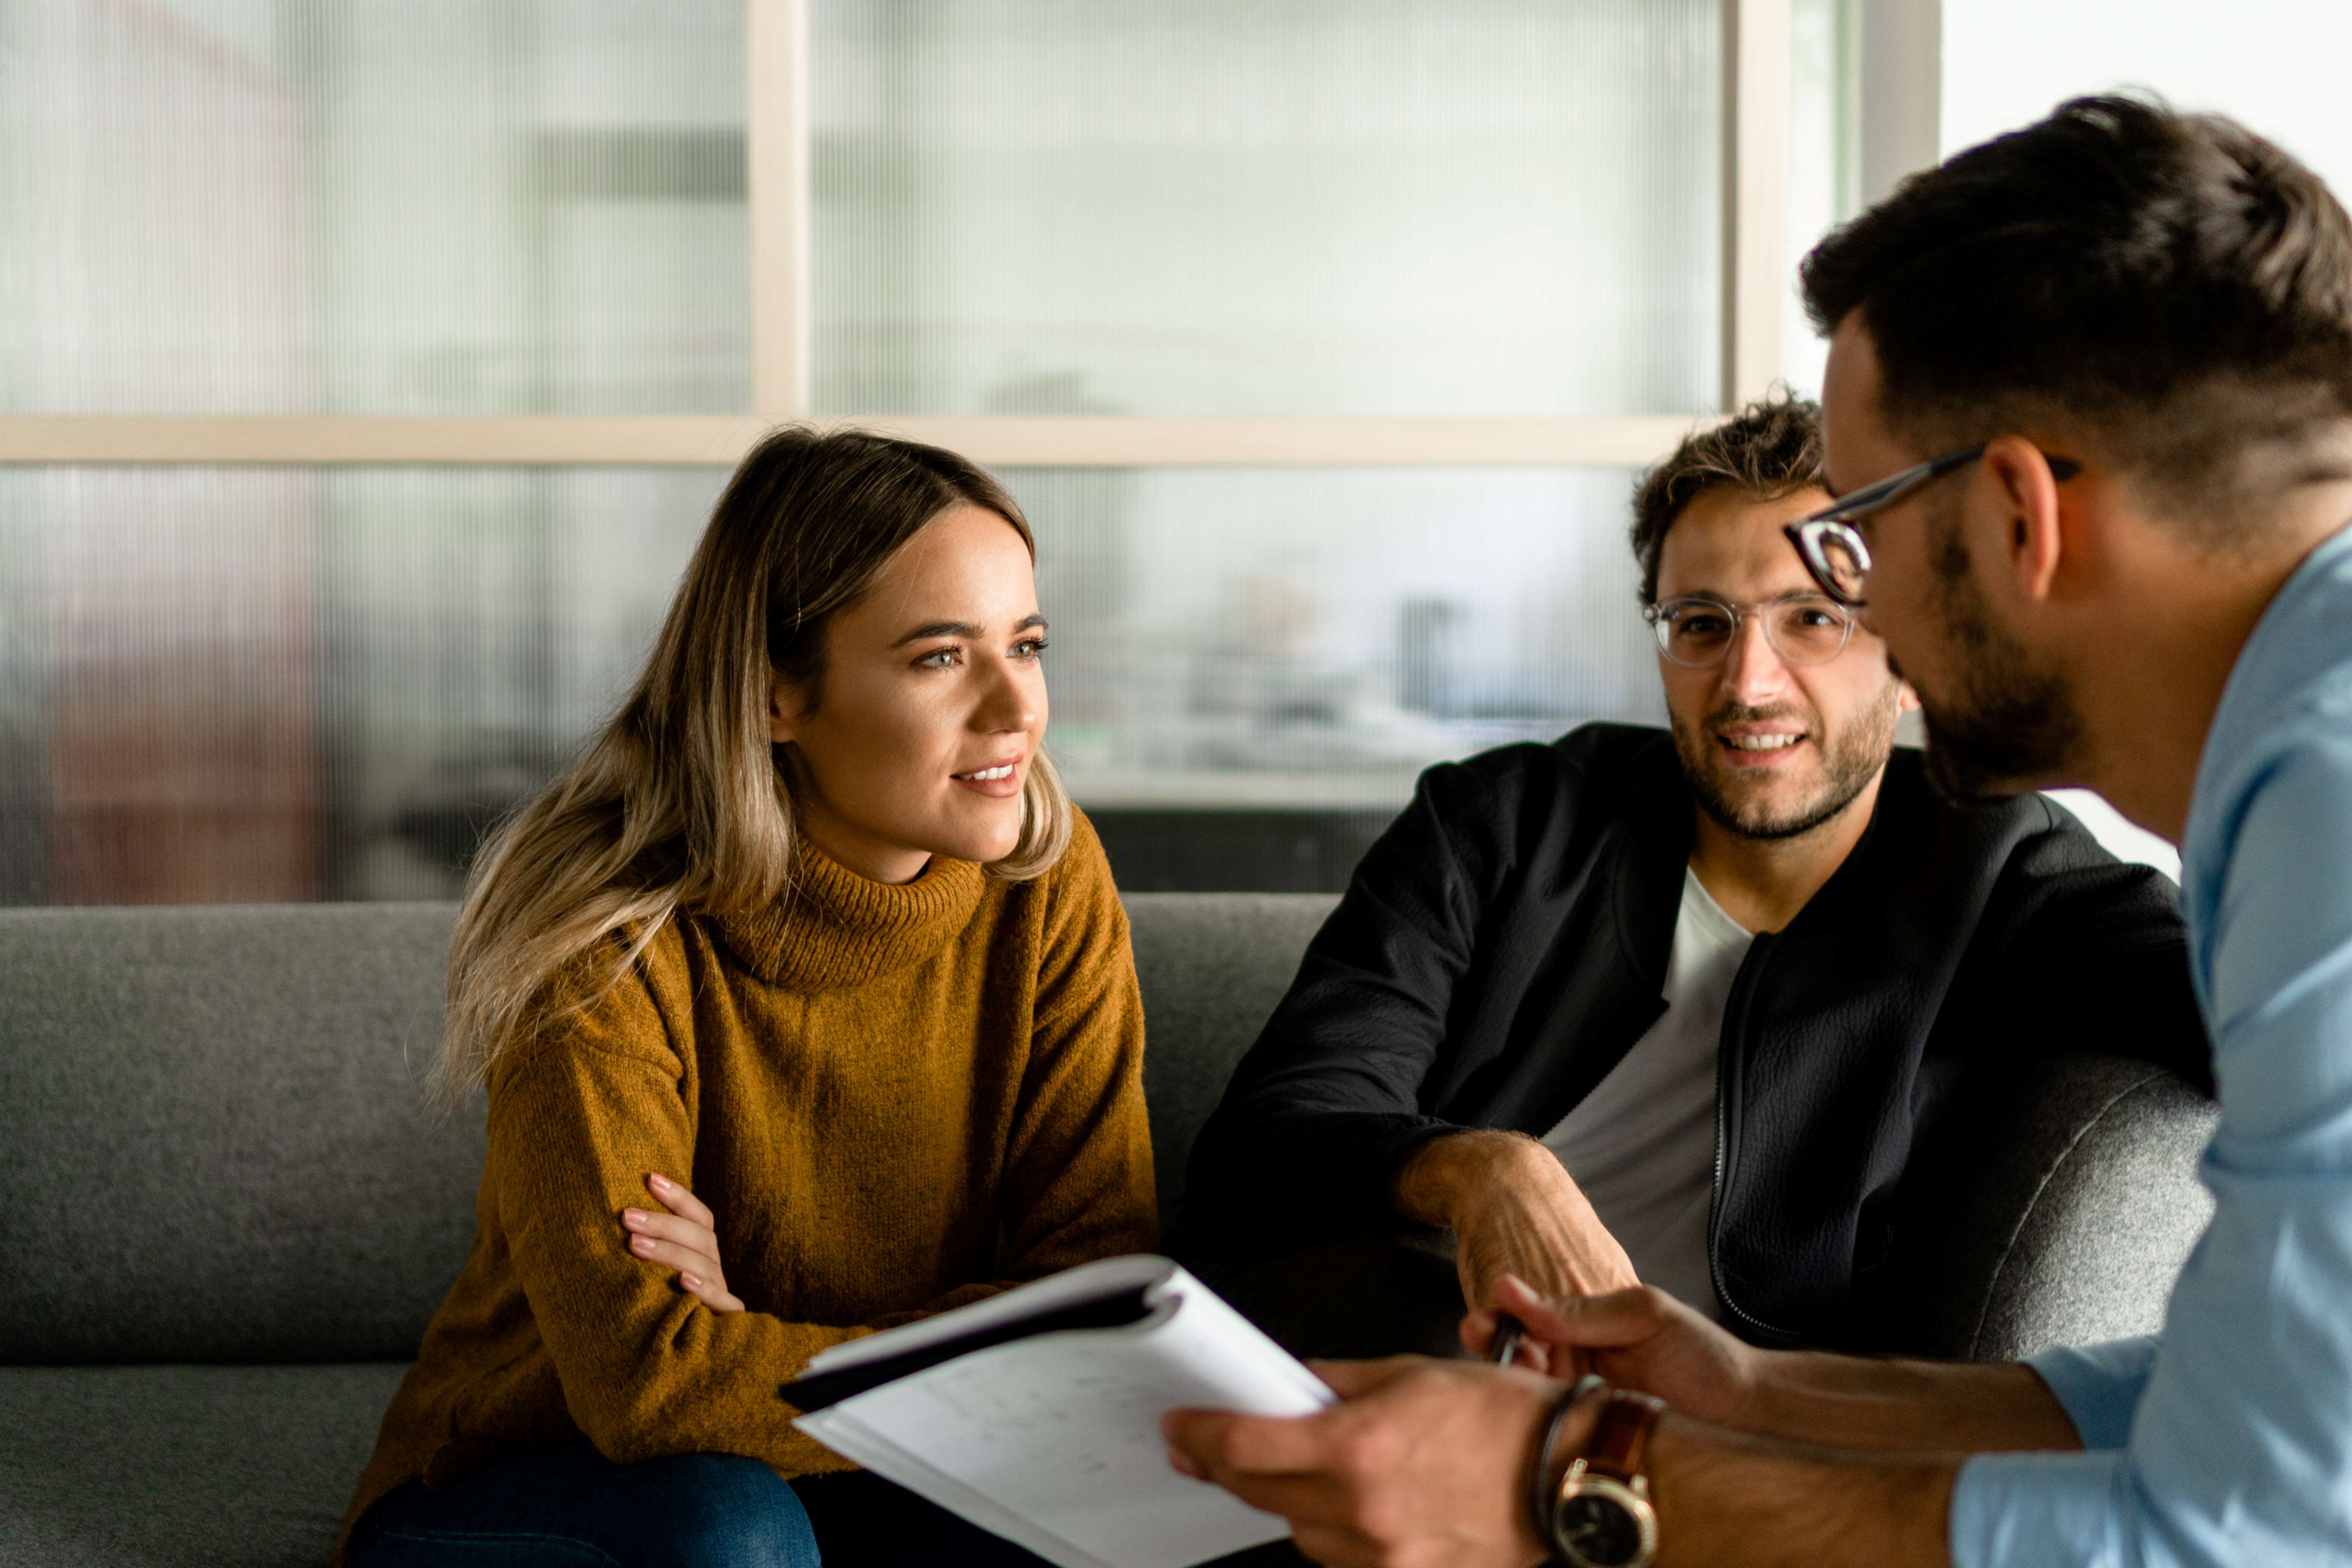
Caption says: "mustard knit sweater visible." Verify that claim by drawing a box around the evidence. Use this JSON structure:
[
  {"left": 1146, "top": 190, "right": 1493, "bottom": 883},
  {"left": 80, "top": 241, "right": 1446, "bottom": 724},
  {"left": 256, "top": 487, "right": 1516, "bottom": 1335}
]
[{"left": 341, "top": 813, "right": 1156, "bottom": 1553}]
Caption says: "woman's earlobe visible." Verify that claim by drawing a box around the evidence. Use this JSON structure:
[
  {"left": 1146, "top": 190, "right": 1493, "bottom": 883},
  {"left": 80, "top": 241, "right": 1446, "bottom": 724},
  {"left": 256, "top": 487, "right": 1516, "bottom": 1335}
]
[{"left": 766, "top": 676, "right": 802, "bottom": 744}]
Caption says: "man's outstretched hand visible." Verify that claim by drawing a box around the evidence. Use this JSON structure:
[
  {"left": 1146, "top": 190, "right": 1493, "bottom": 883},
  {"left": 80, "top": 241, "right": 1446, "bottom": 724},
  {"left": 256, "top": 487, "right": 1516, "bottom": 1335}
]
[
  {"left": 1172, "top": 1279, "right": 2037, "bottom": 1568},
  {"left": 1162, "top": 1356, "right": 1567, "bottom": 1568},
  {"left": 1464, "top": 1275, "right": 1761, "bottom": 1430}
]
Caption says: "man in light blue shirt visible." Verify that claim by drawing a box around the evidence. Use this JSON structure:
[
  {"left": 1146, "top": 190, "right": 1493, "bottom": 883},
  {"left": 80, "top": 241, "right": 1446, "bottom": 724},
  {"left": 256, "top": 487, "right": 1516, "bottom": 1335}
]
[
  {"left": 1949, "top": 524, "right": 2352, "bottom": 1566},
  {"left": 1164, "top": 94, "right": 2352, "bottom": 1568}
]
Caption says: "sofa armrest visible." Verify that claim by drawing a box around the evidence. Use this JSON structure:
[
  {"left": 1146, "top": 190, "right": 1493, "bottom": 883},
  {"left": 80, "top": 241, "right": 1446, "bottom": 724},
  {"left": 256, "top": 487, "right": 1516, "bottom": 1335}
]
[{"left": 1870, "top": 1053, "right": 2216, "bottom": 1363}]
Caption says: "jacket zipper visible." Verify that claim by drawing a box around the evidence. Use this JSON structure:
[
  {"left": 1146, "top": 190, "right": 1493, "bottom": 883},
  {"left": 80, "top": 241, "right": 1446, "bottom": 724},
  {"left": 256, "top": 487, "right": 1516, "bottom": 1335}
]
[{"left": 1708, "top": 930, "right": 1804, "bottom": 1346}]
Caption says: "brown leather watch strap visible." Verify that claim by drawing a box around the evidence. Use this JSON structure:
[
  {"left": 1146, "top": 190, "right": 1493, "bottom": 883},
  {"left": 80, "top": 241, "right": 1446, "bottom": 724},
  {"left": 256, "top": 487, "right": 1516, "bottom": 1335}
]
[{"left": 1582, "top": 1389, "right": 1666, "bottom": 1483}]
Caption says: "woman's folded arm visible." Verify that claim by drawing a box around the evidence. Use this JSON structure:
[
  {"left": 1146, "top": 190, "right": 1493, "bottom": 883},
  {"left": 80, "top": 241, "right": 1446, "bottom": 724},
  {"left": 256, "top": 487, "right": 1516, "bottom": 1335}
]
[{"left": 487, "top": 994, "right": 870, "bottom": 1470}]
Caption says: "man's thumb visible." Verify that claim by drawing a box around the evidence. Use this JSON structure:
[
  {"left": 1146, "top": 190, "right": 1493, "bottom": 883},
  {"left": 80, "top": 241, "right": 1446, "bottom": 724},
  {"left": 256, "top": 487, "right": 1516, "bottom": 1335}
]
[{"left": 1496, "top": 1275, "right": 1662, "bottom": 1348}]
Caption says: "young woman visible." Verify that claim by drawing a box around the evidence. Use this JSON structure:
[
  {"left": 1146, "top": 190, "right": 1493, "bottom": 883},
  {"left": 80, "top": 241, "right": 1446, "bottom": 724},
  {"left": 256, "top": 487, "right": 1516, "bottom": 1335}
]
[{"left": 340, "top": 428, "right": 1157, "bottom": 1567}]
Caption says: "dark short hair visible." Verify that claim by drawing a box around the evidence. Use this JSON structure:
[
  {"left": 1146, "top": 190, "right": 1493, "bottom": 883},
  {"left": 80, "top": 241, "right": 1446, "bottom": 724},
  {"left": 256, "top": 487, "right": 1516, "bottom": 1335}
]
[
  {"left": 1629, "top": 392, "right": 1825, "bottom": 604},
  {"left": 1801, "top": 93, "right": 2352, "bottom": 540}
]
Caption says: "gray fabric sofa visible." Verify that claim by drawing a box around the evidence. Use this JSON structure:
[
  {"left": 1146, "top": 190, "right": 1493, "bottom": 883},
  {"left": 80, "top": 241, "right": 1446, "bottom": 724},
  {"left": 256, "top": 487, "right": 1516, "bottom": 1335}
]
[{"left": 0, "top": 900, "right": 2215, "bottom": 1567}]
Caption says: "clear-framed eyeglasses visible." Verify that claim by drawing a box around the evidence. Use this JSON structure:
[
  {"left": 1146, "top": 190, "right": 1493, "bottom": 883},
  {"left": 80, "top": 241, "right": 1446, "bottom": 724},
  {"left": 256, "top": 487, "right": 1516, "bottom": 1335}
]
[{"left": 1642, "top": 592, "right": 1862, "bottom": 668}]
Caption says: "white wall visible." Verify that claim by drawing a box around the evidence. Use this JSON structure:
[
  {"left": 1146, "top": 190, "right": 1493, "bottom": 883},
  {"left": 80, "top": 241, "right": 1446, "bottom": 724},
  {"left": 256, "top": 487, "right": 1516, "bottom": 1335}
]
[
  {"left": 1941, "top": 0, "right": 2352, "bottom": 200},
  {"left": 2044, "top": 789, "right": 2181, "bottom": 883}
]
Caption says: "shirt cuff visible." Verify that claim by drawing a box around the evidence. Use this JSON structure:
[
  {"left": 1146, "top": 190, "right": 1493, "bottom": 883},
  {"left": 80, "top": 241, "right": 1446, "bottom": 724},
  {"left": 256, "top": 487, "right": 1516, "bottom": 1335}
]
[
  {"left": 1949, "top": 1449, "right": 2128, "bottom": 1568},
  {"left": 2025, "top": 1336, "right": 2161, "bottom": 1451}
]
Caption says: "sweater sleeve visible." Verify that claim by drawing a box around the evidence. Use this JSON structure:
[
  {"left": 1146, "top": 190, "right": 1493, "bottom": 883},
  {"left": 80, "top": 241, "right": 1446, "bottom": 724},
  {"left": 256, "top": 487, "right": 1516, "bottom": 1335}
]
[
  {"left": 1177, "top": 757, "right": 1505, "bottom": 1267},
  {"left": 485, "top": 965, "right": 868, "bottom": 1469},
  {"left": 996, "top": 812, "right": 1159, "bottom": 1279}
]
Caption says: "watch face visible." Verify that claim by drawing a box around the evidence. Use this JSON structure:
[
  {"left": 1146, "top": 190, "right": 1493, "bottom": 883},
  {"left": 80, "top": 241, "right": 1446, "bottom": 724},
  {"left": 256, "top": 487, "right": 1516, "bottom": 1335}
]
[{"left": 1553, "top": 1481, "right": 1656, "bottom": 1568}]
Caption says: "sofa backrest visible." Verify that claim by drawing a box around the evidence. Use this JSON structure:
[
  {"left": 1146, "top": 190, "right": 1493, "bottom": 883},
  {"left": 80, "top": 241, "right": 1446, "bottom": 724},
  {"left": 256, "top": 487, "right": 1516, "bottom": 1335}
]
[
  {"left": 0, "top": 895, "right": 1332, "bottom": 1366},
  {"left": 1127, "top": 894, "right": 1337, "bottom": 1219}
]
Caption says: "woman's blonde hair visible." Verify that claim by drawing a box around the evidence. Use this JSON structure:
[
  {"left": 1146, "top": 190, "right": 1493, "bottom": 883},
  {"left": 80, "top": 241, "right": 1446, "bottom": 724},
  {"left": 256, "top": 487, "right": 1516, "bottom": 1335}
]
[{"left": 431, "top": 426, "right": 1073, "bottom": 1113}]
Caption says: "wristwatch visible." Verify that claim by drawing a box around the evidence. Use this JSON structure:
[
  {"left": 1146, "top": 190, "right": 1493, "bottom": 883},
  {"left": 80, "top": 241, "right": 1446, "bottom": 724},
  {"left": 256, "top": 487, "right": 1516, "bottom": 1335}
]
[{"left": 1538, "top": 1381, "right": 1664, "bottom": 1568}]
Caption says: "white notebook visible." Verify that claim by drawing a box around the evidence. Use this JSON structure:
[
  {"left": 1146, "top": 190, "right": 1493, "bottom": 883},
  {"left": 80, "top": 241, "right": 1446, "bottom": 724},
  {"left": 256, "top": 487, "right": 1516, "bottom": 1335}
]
[{"left": 784, "top": 1255, "right": 1334, "bottom": 1568}]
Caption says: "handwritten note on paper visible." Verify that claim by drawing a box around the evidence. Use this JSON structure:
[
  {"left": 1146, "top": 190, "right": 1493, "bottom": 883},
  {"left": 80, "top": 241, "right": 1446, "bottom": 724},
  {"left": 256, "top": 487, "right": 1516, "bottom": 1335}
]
[{"left": 803, "top": 1273, "right": 1334, "bottom": 1568}]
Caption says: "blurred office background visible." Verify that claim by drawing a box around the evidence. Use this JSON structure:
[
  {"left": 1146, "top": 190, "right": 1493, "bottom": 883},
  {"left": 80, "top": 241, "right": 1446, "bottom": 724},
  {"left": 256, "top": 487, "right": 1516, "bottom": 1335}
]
[{"left": 1, "top": 0, "right": 2336, "bottom": 903}]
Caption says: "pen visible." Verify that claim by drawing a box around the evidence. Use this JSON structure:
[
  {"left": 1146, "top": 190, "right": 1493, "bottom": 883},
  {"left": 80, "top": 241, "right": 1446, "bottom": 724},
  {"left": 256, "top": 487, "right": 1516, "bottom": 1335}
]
[{"left": 1490, "top": 1310, "right": 1525, "bottom": 1368}]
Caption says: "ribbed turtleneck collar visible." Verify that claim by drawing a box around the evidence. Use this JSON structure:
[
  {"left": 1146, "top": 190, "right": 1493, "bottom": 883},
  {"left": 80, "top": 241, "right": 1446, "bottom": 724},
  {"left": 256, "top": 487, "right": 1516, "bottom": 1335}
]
[{"left": 712, "top": 845, "right": 987, "bottom": 992}]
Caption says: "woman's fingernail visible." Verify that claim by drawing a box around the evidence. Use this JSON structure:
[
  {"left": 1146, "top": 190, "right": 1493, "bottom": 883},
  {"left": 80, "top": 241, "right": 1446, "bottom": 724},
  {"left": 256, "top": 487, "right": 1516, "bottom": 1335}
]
[
  {"left": 1166, "top": 1447, "right": 1201, "bottom": 1479},
  {"left": 649, "top": 1173, "right": 673, "bottom": 1191},
  {"left": 632, "top": 1236, "right": 654, "bottom": 1255},
  {"left": 623, "top": 1209, "right": 644, "bottom": 1226},
  {"left": 681, "top": 1272, "right": 702, "bottom": 1289}
]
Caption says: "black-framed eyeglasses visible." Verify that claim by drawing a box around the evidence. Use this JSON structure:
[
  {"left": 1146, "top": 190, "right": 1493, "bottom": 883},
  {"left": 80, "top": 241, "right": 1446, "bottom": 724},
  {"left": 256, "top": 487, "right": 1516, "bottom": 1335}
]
[
  {"left": 1643, "top": 592, "right": 1860, "bottom": 668},
  {"left": 1782, "top": 444, "right": 2081, "bottom": 607}
]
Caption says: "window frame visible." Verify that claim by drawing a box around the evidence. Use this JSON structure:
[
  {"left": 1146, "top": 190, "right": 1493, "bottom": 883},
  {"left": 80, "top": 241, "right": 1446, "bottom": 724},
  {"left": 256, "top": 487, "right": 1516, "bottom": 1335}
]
[{"left": 0, "top": 0, "right": 1828, "bottom": 470}]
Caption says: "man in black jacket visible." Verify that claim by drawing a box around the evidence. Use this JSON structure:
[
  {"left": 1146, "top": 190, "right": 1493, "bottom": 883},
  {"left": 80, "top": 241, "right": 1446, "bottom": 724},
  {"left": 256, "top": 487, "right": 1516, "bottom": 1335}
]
[{"left": 1178, "top": 395, "right": 2209, "bottom": 1353}]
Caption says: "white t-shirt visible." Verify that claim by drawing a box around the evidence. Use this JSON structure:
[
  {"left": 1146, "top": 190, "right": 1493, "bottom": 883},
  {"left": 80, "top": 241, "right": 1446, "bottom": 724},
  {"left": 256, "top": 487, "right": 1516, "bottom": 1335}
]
[{"left": 1540, "top": 867, "right": 1753, "bottom": 1320}]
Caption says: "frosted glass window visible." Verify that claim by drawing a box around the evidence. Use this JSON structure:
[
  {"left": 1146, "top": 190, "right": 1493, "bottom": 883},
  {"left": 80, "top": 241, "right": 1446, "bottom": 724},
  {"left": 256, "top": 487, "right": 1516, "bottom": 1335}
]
[
  {"left": 812, "top": 1, "right": 1723, "bottom": 418},
  {"left": 0, "top": 467, "right": 729, "bottom": 904},
  {"left": 0, "top": 1, "right": 748, "bottom": 415},
  {"left": 0, "top": 462, "right": 1659, "bottom": 904},
  {"left": 1781, "top": 0, "right": 1862, "bottom": 400},
  {"left": 1009, "top": 467, "right": 1663, "bottom": 809}
]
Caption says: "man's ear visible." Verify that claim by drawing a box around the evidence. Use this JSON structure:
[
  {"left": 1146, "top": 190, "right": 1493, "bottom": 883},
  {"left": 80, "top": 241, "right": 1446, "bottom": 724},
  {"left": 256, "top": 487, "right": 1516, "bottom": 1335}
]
[
  {"left": 1978, "top": 435, "right": 2068, "bottom": 604},
  {"left": 1896, "top": 679, "right": 1921, "bottom": 714},
  {"left": 767, "top": 673, "right": 805, "bottom": 745}
]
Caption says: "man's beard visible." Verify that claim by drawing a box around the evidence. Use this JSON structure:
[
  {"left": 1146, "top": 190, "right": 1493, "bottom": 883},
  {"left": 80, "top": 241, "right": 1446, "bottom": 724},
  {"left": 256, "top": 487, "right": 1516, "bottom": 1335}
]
[
  {"left": 1909, "top": 515, "right": 2085, "bottom": 804},
  {"left": 1669, "top": 688, "right": 1900, "bottom": 842}
]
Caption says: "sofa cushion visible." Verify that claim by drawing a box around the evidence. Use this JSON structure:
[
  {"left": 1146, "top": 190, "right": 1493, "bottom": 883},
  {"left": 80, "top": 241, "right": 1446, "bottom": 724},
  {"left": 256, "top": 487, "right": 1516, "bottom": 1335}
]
[
  {"left": 0, "top": 1362, "right": 408, "bottom": 1568},
  {"left": 0, "top": 894, "right": 1335, "bottom": 1365},
  {"left": 0, "top": 905, "right": 473, "bottom": 1365}
]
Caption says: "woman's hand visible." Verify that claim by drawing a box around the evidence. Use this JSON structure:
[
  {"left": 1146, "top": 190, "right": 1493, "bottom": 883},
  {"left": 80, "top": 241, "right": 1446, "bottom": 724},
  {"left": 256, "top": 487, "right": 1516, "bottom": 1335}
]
[{"left": 620, "top": 1172, "right": 745, "bottom": 1313}]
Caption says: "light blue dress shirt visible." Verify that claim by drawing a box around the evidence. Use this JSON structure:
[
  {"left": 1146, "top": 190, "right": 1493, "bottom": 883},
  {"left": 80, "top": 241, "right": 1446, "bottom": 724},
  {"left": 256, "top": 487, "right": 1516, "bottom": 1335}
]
[{"left": 1948, "top": 522, "right": 2352, "bottom": 1566}]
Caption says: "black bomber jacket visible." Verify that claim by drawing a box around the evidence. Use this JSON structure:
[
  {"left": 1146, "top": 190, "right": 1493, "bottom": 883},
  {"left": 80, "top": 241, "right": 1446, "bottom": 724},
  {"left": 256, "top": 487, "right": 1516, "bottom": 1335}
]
[{"left": 1176, "top": 723, "right": 2212, "bottom": 1347}]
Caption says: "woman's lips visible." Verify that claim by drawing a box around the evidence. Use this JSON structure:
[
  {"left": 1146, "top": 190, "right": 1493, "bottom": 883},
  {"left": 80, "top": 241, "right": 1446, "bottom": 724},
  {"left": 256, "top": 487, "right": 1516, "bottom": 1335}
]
[{"left": 950, "top": 758, "right": 1024, "bottom": 798}]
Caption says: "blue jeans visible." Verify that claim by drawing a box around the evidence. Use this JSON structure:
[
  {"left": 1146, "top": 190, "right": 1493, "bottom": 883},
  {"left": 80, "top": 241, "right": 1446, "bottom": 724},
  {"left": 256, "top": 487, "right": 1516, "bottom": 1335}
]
[
  {"left": 348, "top": 1446, "right": 1059, "bottom": 1568},
  {"left": 348, "top": 1446, "right": 820, "bottom": 1568}
]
